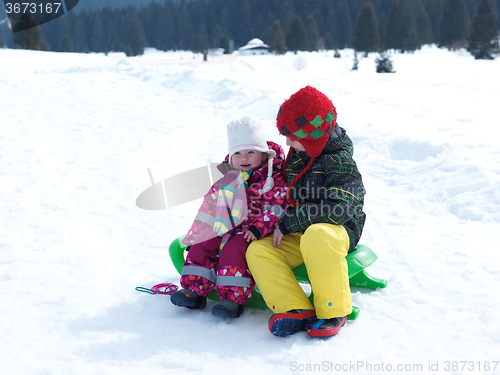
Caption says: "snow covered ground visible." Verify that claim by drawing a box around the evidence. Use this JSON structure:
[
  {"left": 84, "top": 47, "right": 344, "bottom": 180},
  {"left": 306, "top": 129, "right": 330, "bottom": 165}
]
[{"left": 1, "top": 46, "right": 499, "bottom": 375}]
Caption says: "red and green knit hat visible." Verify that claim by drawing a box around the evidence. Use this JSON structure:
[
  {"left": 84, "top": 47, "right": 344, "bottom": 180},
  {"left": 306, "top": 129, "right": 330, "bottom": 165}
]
[
  {"left": 276, "top": 85, "right": 337, "bottom": 158},
  {"left": 276, "top": 86, "right": 338, "bottom": 206}
]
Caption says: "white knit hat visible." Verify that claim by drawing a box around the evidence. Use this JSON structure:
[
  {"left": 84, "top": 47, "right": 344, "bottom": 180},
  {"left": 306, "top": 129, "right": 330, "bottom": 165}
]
[{"left": 227, "top": 116, "right": 276, "bottom": 194}]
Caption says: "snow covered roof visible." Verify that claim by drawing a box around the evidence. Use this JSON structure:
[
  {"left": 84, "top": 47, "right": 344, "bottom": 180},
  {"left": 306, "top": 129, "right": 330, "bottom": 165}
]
[
  {"left": 239, "top": 38, "right": 269, "bottom": 51},
  {"left": 208, "top": 48, "right": 225, "bottom": 55}
]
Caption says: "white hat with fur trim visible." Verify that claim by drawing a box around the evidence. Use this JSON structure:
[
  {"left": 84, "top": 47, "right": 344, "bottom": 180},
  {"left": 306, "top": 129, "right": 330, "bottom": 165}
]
[{"left": 227, "top": 116, "right": 276, "bottom": 194}]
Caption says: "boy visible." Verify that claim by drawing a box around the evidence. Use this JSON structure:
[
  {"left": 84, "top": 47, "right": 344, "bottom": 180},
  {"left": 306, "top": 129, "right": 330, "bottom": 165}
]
[{"left": 247, "top": 86, "right": 366, "bottom": 337}]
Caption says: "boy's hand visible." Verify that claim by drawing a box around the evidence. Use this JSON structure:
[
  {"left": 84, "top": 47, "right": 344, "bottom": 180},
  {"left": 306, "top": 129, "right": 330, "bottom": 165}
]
[
  {"left": 272, "top": 228, "right": 283, "bottom": 247},
  {"left": 244, "top": 230, "right": 257, "bottom": 242}
]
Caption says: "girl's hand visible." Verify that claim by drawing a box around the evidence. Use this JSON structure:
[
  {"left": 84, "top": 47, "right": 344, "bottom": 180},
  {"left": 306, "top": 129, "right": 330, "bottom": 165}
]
[
  {"left": 272, "top": 228, "right": 283, "bottom": 247},
  {"left": 244, "top": 230, "right": 257, "bottom": 242}
]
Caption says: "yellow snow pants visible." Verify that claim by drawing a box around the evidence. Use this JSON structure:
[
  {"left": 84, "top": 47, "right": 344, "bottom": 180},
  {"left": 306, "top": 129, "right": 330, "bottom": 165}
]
[{"left": 246, "top": 223, "right": 352, "bottom": 319}]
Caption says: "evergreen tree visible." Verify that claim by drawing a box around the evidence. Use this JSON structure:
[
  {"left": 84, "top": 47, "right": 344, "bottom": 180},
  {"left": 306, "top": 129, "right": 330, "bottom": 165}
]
[
  {"left": 125, "top": 44, "right": 134, "bottom": 56},
  {"left": 464, "top": 0, "right": 478, "bottom": 21},
  {"left": 280, "top": 0, "right": 296, "bottom": 32},
  {"left": 385, "top": 0, "right": 420, "bottom": 52},
  {"left": 210, "top": 24, "right": 229, "bottom": 52},
  {"left": 60, "top": 17, "right": 73, "bottom": 39},
  {"left": 191, "top": 33, "right": 206, "bottom": 53},
  {"left": 324, "top": 33, "right": 335, "bottom": 50},
  {"left": 335, "top": 0, "right": 353, "bottom": 48},
  {"left": 37, "top": 15, "right": 60, "bottom": 51},
  {"left": 353, "top": 2, "right": 380, "bottom": 56},
  {"left": 219, "top": 5, "right": 231, "bottom": 36},
  {"left": 325, "top": 7, "right": 338, "bottom": 49},
  {"left": 109, "top": 8, "right": 128, "bottom": 52},
  {"left": 90, "top": 13, "right": 106, "bottom": 52},
  {"left": 352, "top": 53, "right": 359, "bottom": 70},
  {"left": 211, "top": 23, "right": 230, "bottom": 53},
  {"left": 304, "top": 14, "right": 319, "bottom": 51},
  {"left": 192, "top": 0, "right": 208, "bottom": 45},
  {"left": 13, "top": 13, "right": 41, "bottom": 50},
  {"left": 422, "top": 0, "right": 444, "bottom": 43},
  {"left": 264, "top": 10, "right": 277, "bottom": 33},
  {"left": 177, "top": 0, "right": 194, "bottom": 50},
  {"left": 468, "top": 0, "right": 499, "bottom": 59},
  {"left": 378, "top": 11, "right": 388, "bottom": 47},
  {"left": 107, "top": 21, "right": 120, "bottom": 52},
  {"left": 20, "top": 0, "right": 493, "bottom": 57},
  {"left": 140, "top": 2, "right": 160, "bottom": 48},
  {"left": 126, "top": 19, "right": 146, "bottom": 56},
  {"left": 285, "top": 15, "right": 308, "bottom": 52},
  {"left": 40, "top": 38, "right": 51, "bottom": 51},
  {"left": 439, "top": 0, "right": 470, "bottom": 50},
  {"left": 312, "top": 9, "right": 325, "bottom": 37},
  {"left": 73, "top": 11, "right": 89, "bottom": 52},
  {"left": 59, "top": 33, "right": 74, "bottom": 52},
  {"left": 268, "top": 20, "right": 287, "bottom": 54},
  {"left": 254, "top": 12, "right": 266, "bottom": 40},
  {"left": 219, "top": 34, "right": 231, "bottom": 53},
  {"left": 375, "top": 49, "right": 395, "bottom": 73},
  {"left": 413, "top": 0, "right": 433, "bottom": 45},
  {"left": 211, "top": 24, "right": 223, "bottom": 49},
  {"left": 0, "top": 24, "right": 3, "bottom": 47},
  {"left": 197, "top": 24, "right": 210, "bottom": 50},
  {"left": 157, "top": 3, "right": 175, "bottom": 51},
  {"left": 238, "top": 0, "right": 253, "bottom": 45},
  {"left": 496, "top": 0, "right": 500, "bottom": 29}
]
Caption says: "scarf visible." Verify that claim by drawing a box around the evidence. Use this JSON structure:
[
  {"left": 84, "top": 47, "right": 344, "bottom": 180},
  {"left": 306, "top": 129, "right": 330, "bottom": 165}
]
[{"left": 212, "top": 170, "right": 251, "bottom": 236}]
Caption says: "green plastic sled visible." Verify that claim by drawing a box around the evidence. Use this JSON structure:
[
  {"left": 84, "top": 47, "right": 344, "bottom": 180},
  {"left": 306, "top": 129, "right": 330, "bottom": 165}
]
[{"left": 168, "top": 236, "right": 387, "bottom": 320}]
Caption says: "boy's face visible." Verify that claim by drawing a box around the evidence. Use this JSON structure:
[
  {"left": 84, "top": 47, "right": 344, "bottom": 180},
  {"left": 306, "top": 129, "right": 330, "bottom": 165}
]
[
  {"left": 231, "top": 149, "right": 264, "bottom": 171},
  {"left": 286, "top": 137, "right": 306, "bottom": 152}
]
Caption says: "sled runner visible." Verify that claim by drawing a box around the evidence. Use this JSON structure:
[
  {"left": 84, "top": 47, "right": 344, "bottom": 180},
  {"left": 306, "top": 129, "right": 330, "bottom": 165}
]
[{"left": 137, "top": 166, "right": 387, "bottom": 320}]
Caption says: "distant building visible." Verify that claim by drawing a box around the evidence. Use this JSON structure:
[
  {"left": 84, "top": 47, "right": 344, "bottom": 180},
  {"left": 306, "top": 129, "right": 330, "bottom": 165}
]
[
  {"left": 208, "top": 48, "right": 225, "bottom": 56},
  {"left": 238, "top": 38, "right": 270, "bottom": 56}
]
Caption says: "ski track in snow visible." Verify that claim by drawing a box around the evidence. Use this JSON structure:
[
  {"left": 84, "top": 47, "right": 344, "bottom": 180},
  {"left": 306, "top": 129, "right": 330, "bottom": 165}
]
[{"left": 1, "top": 46, "right": 499, "bottom": 374}]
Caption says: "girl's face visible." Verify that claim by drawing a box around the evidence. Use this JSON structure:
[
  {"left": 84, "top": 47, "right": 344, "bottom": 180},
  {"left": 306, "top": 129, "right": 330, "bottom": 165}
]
[
  {"left": 231, "top": 149, "right": 265, "bottom": 171},
  {"left": 286, "top": 137, "right": 306, "bottom": 152}
]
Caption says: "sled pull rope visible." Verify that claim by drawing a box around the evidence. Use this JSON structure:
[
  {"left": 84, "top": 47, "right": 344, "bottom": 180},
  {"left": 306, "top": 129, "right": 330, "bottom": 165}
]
[{"left": 135, "top": 283, "right": 179, "bottom": 295}]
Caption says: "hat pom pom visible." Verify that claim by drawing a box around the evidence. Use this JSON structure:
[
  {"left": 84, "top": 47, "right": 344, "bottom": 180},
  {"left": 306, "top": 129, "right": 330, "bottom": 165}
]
[
  {"left": 258, "top": 157, "right": 275, "bottom": 195},
  {"left": 259, "top": 176, "right": 274, "bottom": 195},
  {"left": 240, "top": 115, "right": 255, "bottom": 127}
]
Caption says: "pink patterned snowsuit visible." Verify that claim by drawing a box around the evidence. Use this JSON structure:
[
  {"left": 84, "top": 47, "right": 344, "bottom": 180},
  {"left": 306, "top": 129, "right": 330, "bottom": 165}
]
[{"left": 180, "top": 142, "right": 288, "bottom": 304}]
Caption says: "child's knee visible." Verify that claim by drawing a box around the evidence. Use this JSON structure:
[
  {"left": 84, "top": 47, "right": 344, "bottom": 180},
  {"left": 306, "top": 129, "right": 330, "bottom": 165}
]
[
  {"left": 302, "top": 223, "right": 349, "bottom": 254},
  {"left": 247, "top": 237, "right": 271, "bottom": 255},
  {"left": 246, "top": 240, "right": 264, "bottom": 265}
]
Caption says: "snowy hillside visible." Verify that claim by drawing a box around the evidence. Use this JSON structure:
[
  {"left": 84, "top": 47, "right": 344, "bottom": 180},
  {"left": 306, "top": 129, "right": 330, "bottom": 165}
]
[{"left": 1, "top": 46, "right": 499, "bottom": 375}]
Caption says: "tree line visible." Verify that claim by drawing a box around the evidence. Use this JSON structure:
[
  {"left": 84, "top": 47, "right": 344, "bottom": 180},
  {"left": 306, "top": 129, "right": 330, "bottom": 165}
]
[{"left": 6, "top": 0, "right": 500, "bottom": 59}]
